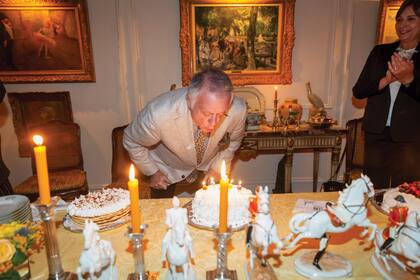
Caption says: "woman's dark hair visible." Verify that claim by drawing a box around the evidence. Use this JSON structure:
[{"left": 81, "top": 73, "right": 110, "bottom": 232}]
[{"left": 397, "top": 0, "right": 420, "bottom": 18}]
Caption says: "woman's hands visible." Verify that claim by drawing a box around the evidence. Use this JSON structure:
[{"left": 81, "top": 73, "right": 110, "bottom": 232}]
[
  {"left": 379, "top": 52, "right": 415, "bottom": 90},
  {"left": 388, "top": 52, "right": 415, "bottom": 85}
]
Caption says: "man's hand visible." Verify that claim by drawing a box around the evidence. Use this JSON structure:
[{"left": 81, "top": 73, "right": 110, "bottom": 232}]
[
  {"left": 150, "top": 170, "right": 170, "bottom": 190},
  {"left": 203, "top": 169, "right": 220, "bottom": 183}
]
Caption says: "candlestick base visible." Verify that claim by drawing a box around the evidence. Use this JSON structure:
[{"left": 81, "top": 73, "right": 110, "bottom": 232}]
[
  {"left": 127, "top": 225, "right": 158, "bottom": 280},
  {"left": 48, "top": 271, "right": 78, "bottom": 280},
  {"left": 127, "top": 271, "right": 159, "bottom": 280},
  {"left": 206, "top": 229, "right": 237, "bottom": 280}
]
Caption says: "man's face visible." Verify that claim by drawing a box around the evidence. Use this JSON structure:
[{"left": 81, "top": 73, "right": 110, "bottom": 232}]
[{"left": 188, "top": 85, "right": 231, "bottom": 134}]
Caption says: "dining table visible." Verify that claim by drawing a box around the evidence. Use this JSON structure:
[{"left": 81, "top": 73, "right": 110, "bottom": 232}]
[{"left": 29, "top": 191, "right": 390, "bottom": 279}]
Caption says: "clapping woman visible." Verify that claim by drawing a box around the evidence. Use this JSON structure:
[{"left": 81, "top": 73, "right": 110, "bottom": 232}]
[{"left": 353, "top": 0, "right": 420, "bottom": 187}]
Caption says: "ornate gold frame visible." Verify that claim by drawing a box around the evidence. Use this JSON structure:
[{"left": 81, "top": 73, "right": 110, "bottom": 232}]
[
  {"left": 179, "top": 0, "right": 295, "bottom": 86},
  {"left": 376, "top": 0, "right": 403, "bottom": 44},
  {"left": 0, "top": 0, "right": 95, "bottom": 83}
]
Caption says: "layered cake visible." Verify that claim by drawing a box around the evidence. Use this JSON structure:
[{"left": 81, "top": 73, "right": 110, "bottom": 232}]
[
  {"left": 191, "top": 183, "right": 252, "bottom": 229},
  {"left": 67, "top": 188, "right": 130, "bottom": 229},
  {"left": 381, "top": 182, "right": 420, "bottom": 213}
]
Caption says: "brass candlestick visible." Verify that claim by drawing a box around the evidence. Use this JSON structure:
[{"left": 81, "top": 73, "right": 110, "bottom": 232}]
[
  {"left": 206, "top": 229, "right": 237, "bottom": 280},
  {"left": 34, "top": 197, "right": 77, "bottom": 280}
]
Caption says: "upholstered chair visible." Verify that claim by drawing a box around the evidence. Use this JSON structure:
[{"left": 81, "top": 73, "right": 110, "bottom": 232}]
[{"left": 344, "top": 118, "right": 365, "bottom": 183}]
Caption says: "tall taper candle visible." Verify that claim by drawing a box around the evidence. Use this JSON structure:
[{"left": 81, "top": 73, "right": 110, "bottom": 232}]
[
  {"left": 33, "top": 135, "right": 51, "bottom": 205},
  {"left": 128, "top": 164, "right": 141, "bottom": 233},
  {"left": 219, "top": 160, "right": 229, "bottom": 233},
  {"left": 274, "top": 85, "right": 278, "bottom": 100}
]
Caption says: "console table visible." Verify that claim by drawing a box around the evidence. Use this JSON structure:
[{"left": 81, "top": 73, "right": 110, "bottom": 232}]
[{"left": 237, "top": 124, "right": 347, "bottom": 193}]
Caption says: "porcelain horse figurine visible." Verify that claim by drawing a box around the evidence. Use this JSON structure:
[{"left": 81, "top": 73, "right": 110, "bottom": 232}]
[
  {"left": 285, "top": 174, "right": 377, "bottom": 270},
  {"left": 247, "top": 186, "right": 284, "bottom": 270},
  {"left": 162, "top": 196, "right": 195, "bottom": 280},
  {"left": 374, "top": 209, "right": 420, "bottom": 272},
  {"left": 77, "top": 220, "right": 116, "bottom": 279}
]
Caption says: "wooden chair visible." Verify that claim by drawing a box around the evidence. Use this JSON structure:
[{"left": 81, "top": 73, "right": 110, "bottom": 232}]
[
  {"left": 105, "top": 125, "right": 151, "bottom": 199},
  {"left": 13, "top": 120, "right": 88, "bottom": 201},
  {"left": 344, "top": 118, "right": 365, "bottom": 183}
]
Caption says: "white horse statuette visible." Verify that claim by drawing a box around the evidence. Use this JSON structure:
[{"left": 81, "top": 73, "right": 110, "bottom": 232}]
[
  {"left": 373, "top": 209, "right": 420, "bottom": 277},
  {"left": 284, "top": 174, "right": 377, "bottom": 274},
  {"left": 247, "top": 186, "right": 284, "bottom": 271},
  {"left": 77, "top": 220, "right": 117, "bottom": 280},
  {"left": 162, "top": 196, "right": 195, "bottom": 280}
]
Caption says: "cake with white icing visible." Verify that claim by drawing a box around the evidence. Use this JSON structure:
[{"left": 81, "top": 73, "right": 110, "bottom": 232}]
[
  {"left": 67, "top": 188, "right": 130, "bottom": 229},
  {"left": 381, "top": 182, "right": 420, "bottom": 213},
  {"left": 191, "top": 184, "right": 252, "bottom": 229}
]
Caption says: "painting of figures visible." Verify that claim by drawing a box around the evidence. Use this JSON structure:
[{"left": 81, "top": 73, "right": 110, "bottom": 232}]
[
  {"left": 0, "top": 0, "right": 95, "bottom": 83},
  {"left": 193, "top": 5, "right": 279, "bottom": 73}
]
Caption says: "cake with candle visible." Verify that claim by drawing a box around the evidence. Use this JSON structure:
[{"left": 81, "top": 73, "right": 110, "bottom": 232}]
[
  {"left": 67, "top": 188, "right": 131, "bottom": 229},
  {"left": 191, "top": 183, "right": 253, "bottom": 229},
  {"left": 381, "top": 182, "right": 420, "bottom": 213}
]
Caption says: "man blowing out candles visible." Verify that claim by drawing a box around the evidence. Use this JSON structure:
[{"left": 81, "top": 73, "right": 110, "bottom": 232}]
[{"left": 123, "top": 68, "right": 247, "bottom": 198}]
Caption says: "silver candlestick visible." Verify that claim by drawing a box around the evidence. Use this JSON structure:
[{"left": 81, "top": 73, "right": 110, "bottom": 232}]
[
  {"left": 127, "top": 225, "right": 158, "bottom": 280},
  {"left": 206, "top": 229, "right": 237, "bottom": 280},
  {"left": 34, "top": 197, "right": 77, "bottom": 280}
]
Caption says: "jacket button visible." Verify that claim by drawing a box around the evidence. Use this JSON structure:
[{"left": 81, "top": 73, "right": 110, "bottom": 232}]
[{"left": 181, "top": 175, "right": 185, "bottom": 179}]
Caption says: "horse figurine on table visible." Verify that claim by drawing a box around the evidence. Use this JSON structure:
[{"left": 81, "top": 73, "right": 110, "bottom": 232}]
[
  {"left": 247, "top": 186, "right": 284, "bottom": 270},
  {"left": 77, "top": 220, "right": 117, "bottom": 280},
  {"left": 284, "top": 174, "right": 377, "bottom": 270},
  {"left": 374, "top": 209, "right": 420, "bottom": 272},
  {"left": 162, "top": 196, "right": 195, "bottom": 280}
]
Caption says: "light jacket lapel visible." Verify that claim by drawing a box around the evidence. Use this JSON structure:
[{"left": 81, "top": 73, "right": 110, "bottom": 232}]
[{"left": 173, "top": 94, "right": 197, "bottom": 166}]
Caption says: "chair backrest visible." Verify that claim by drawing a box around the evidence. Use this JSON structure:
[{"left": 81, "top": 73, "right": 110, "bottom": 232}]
[
  {"left": 345, "top": 118, "right": 364, "bottom": 179},
  {"left": 28, "top": 120, "right": 84, "bottom": 174},
  {"left": 111, "top": 125, "right": 140, "bottom": 182}
]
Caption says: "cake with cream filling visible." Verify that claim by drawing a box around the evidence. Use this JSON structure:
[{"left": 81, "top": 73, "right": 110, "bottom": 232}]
[
  {"left": 67, "top": 188, "right": 130, "bottom": 229},
  {"left": 191, "top": 183, "right": 252, "bottom": 229}
]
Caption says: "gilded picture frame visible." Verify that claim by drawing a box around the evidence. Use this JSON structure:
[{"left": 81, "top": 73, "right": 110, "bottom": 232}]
[
  {"left": 376, "top": 0, "right": 404, "bottom": 44},
  {"left": 7, "top": 91, "right": 73, "bottom": 157},
  {"left": 0, "top": 0, "right": 95, "bottom": 83},
  {"left": 179, "top": 0, "right": 295, "bottom": 86}
]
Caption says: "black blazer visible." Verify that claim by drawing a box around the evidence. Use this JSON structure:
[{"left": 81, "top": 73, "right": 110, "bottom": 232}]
[{"left": 353, "top": 41, "right": 420, "bottom": 142}]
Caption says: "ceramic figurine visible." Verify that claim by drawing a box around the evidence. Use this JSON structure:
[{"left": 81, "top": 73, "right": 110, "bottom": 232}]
[
  {"left": 284, "top": 174, "right": 377, "bottom": 278},
  {"left": 77, "top": 220, "right": 117, "bottom": 280},
  {"left": 162, "top": 196, "right": 195, "bottom": 280},
  {"left": 371, "top": 208, "right": 420, "bottom": 280},
  {"left": 246, "top": 186, "right": 283, "bottom": 279}
]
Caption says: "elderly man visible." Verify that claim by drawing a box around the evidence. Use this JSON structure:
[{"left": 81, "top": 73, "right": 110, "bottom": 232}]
[{"left": 123, "top": 68, "right": 247, "bottom": 198}]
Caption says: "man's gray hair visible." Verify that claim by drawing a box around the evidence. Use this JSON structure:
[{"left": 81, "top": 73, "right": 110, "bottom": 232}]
[{"left": 188, "top": 68, "right": 233, "bottom": 100}]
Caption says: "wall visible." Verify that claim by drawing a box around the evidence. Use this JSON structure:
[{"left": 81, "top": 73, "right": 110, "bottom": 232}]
[{"left": 1, "top": 0, "right": 380, "bottom": 192}]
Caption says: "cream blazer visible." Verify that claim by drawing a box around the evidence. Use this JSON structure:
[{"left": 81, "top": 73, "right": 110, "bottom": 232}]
[{"left": 123, "top": 88, "right": 247, "bottom": 184}]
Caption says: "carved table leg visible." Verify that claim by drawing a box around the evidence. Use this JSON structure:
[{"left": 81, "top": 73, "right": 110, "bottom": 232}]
[
  {"left": 331, "top": 137, "right": 342, "bottom": 180},
  {"left": 313, "top": 150, "right": 320, "bottom": 192},
  {"left": 285, "top": 148, "right": 293, "bottom": 193}
]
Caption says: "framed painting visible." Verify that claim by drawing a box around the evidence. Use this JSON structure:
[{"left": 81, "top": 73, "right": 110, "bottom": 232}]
[
  {"left": 7, "top": 91, "right": 73, "bottom": 157},
  {"left": 376, "top": 0, "right": 403, "bottom": 44},
  {"left": 0, "top": 0, "right": 95, "bottom": 83},
  {"left": 179, "top": 0, "right": 295, "bottom": 86}
]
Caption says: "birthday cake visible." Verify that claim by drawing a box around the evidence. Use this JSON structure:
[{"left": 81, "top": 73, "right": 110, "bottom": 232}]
[
  {"left": 381, "top": 182, "right": 420, "bottom": 213},
  {"left": 191, "top": 184, "right": 252, "bottom": 229},
  {"left": 67, "top": 188, "right": 130, "bottom": 229}
]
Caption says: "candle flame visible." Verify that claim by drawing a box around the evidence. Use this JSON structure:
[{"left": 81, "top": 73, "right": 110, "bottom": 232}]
[
  {"left": 33, "top": 135, "right": 43, "bottom": 146},
  {"left": 221, "top": 160, "right": 227, "bottom": 180},
  {"left": 129, "top": 164, "right": 136, "bottom": 180},
  {"left": 239, "top": 180, "right": 242, "bottom": 185},
  {"left": 202, "top": 181, "right": 206, "bottom": 185},
  {"left": 274, "top": 86, "right": 278, "bottom": 91}
]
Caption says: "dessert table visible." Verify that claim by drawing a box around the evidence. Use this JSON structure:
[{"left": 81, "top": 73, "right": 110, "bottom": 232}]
[{"left": 30, "top": 192, "right": 388, "bottom": 279}]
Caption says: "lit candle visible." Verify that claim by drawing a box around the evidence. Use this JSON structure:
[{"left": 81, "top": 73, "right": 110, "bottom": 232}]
[
  {"left": 219, "top": 160, "right": 229, "bottom": 233},
  {"left": 274, "top": 86, "right": 278, "bottom": 100},
  {"left": 33, "top": 135, "right": 51, "bottom": 205},
  {"left": 202, "top": 180, "right": 207, "bottom": 190},
  {"left": 128, "top": 164, "right": 141, "bottom": 233}
]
